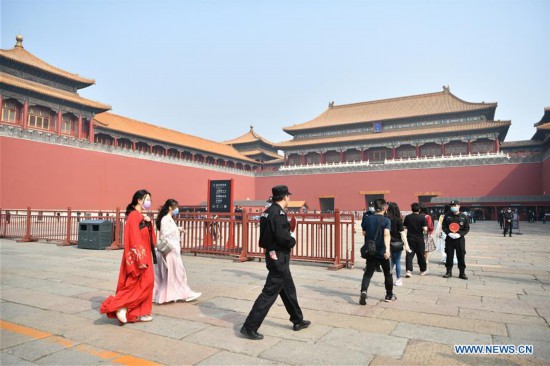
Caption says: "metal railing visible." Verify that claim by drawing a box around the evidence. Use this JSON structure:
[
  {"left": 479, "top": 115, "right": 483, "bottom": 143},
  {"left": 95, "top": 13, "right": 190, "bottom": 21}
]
[{"left": 0, "top": 208, "right": 354, "bottom": 270}]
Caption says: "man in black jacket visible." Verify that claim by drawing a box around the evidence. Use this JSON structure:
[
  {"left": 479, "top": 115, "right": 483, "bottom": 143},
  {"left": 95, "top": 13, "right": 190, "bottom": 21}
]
[
  {"left": 240, "top": 185, "right": 310, "bottom": 340},
  {"left": 503, "top": 208, "right": 513, "bottom": 237}
]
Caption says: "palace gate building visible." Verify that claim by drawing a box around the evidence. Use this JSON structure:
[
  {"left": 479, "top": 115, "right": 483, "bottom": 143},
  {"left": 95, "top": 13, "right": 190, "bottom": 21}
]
[{"left": 1, "top": 36, "right": 548, "bottom": 218}]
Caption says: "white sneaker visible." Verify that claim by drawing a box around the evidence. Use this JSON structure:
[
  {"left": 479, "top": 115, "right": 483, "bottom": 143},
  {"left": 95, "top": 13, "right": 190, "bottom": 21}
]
[
  {"left": 138, "top": 315, "right": 153, "bottom": 322},
  {"left": 441, "top": 256, "right": 447, "bottom": 263},
  {"left": 116, "top": 307, "right": 127, "bottom": 324},
  {"left": 405, "top": 271, "right": 412, "bottom": 278},
  {"left": 395, "top": 278, "right": 403, "bottom": 286},
  {"left": 185, "top": 292, "right": 202, "bottom": 302},
  {"left": 420, "top": 270, "right": 429, "bottom": 276}
]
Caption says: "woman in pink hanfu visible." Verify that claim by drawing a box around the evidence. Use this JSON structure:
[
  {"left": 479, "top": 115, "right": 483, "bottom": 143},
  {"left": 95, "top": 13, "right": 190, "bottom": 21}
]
[{"left": 154, "top": 199, "right": 201, "bottom": 304}]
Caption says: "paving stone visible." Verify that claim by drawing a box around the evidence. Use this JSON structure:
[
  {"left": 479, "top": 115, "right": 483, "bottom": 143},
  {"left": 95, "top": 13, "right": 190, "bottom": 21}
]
[
  {"left": 198, "top": 350, "right": 285, "bottom": 365},
  {"left": 0, "top": 352, "right": 37, "bottom": 366},
  {"left": 0, "top": 330, "right": 35, "bottom": 350},
  {"left": 459, "top": 308, "right": 547, "bottom": 327},
  {"left": 184, "top": 326, "right": 282, "bottom": 357},
  {"left": 506, "top": 324, "right": 550, "bottom": 342},
  {"left": 391, "top": 323, "right": 492, "bottom": 346},
  {"left": 318, "top": 327, "right": 408, "bottom": 358},
  {"left": 260, "top": 339, "right": 371, "bottom": 365},
  {"left": 3, "top": 336, "right": 77, "bottom": 362},
  {"left": 380, "top": 308, "right": 507, "bottom": 336},
  {"left": 128, "top": 314, "right": 210, "bottom": 339}
]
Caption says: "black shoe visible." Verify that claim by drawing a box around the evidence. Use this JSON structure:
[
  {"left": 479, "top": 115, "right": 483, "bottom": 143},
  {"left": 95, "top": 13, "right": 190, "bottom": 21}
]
[
  {"left": 240, "top": 326, "right": 264, "bottom": 340},
  {"left": 375, "top": 265, "right": 382, "bottom": 272},
  {"left": 443, "top": 269, "right": 452, "bottom": 278},
  {"left": 384, "top": 294, "right": 397, "bottom": 303},
  {"left": 359, "top": 291, "right": 367, "bottom": 305},
  {"left": 293, "top": 320, "right": 311, "bottom": 331},
  {"left": 459, "top": 272, "right": 468, "bottom": 280}
]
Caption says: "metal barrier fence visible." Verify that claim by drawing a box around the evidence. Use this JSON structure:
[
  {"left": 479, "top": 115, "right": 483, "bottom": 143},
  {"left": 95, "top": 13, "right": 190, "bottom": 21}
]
[{"left": 0, "top": 208, "right": 354, "bottom": 270}]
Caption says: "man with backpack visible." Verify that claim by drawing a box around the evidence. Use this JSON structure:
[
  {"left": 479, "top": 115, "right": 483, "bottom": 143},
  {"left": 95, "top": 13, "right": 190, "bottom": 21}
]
[
  {"left": 240, "top": 185, "right": 310, "bottom": 340},
  {"left": 359, "top": 198, "right": 395, "bottom": 304}
]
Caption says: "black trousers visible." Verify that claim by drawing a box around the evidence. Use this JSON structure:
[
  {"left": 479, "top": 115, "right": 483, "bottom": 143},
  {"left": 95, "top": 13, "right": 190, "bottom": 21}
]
[
  {"left": 406, "top": 236, "right": 427, "bottom": 272},
  {"left": 243, "top": 252, "right": 303, "bottom": 331},
  {"left": 445, "top": 238, "right": 466, "bottom": 270},
  {"left": 504, "top": 221, "right": 513, "bottom": 236},
  {"left": 361, "top": 256, "right": 393, "bottom": 295}
]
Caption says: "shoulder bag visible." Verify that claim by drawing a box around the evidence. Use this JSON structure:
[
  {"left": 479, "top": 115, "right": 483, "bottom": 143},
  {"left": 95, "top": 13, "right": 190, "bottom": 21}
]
[
  {"left": 156, "top": 237, "right": 173, "bottom": 256},
  {"left": 360, "top": 216, "right": 382, "bottom": 258}
]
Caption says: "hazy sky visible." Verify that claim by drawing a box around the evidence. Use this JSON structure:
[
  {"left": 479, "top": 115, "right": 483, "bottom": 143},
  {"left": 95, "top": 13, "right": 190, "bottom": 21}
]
[{"left": 1, "top": 0, "right": 548, "bottom": 144}]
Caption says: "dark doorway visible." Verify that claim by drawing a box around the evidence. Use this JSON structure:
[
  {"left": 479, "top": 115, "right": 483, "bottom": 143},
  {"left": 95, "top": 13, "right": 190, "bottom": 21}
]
[
  {"left": 365, "top": 194, "right": 384, "bottom": 208},
  {"left": 320, "top": 198, "right": 335, "bottom": 213}
]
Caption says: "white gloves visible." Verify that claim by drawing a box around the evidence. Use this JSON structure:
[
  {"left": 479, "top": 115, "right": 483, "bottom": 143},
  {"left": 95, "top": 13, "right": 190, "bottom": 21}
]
[
  {"left": 290, "top": 231, "right": 296, "bottom": 240},
  {"left": 448, "top": 233, "right": 461, "bottom": 239}
]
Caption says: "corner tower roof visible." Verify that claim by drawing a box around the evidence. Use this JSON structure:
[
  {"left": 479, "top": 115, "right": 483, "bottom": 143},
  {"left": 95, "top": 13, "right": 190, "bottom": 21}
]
[
  {"left": 0, "top": 35, "right": 95, "bottom": 88},
  {"left": 224, "top": 126, "right": 276, "bottom": 147}
]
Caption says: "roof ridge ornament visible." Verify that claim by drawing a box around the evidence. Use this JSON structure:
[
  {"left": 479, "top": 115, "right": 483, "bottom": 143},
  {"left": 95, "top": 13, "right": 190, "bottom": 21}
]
[
  {"left": 15, "top": 34, "right": 24, "bottom": 48},
  {"left": 442, "top": 85, "right": 450, "bottom": 93},
  {"left": 328, "top": 101, "right": 334, "bottom": 108}
]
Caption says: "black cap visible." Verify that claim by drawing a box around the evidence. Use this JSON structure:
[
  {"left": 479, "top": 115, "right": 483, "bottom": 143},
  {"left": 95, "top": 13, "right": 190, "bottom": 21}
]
[
  {"left": 450, "top": 199, "right": 460, "bottom": 205},
  {"left": 272, "top": 185, "right": 292, "bottom": 201},
  {"left": 368, "top": 201, "right": 374, "bottom": 206}
]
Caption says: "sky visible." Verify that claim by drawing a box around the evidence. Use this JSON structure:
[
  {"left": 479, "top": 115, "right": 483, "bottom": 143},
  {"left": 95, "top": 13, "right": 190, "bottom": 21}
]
[{"left": 1, "top": 0, "right": 549, "bottom": 144}]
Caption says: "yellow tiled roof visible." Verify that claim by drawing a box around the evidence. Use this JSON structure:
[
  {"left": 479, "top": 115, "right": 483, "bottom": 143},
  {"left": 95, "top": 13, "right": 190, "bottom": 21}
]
[
  {"left": 93, "top": 112, "right": 256, "bottom": 163},
  {"left": 284, "top": 89, "right": 497, "bottom": 133},
  {"left": 0, "top": 72, "right": 110, "bottom": 111},
  {"left": 277, "top": 120, "right": 511, "bottom": 148},
  {"left": 288, "top": 201, "right": 307, "bottom": 208},
  {"left": 0, "top": 40, "right": 95, "bottom": 85},
  {"left": 224, "top": 126, "right": 276, "bottom": 146},
  {"left": 239, "top": 148, "right": 282, "bottom": 159}
]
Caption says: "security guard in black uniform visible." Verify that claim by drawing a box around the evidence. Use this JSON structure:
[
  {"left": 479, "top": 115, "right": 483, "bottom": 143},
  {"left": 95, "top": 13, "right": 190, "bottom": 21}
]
[
  {"left": 442, "top": 200, "right": 470, "bottom": 280},
  {"left": 240, "top": 185, "right": 310, "bottom": 340}
]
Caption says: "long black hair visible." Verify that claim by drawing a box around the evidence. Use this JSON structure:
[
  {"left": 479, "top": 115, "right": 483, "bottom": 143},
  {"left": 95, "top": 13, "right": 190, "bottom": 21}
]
[
  {"left": 156, "top": 199, "right": 178, "bottom": 230},
  {"left": 387, "top": 202, "right": 402, "bottom": 221},
  {"left": 125, "top": 189, "right": 151, "bottom": 216}
]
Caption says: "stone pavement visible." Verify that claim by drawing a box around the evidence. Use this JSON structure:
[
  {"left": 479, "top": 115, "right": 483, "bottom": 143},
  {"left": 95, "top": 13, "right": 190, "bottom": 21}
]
[{"left": 1, "top": 221, "right": 549, "bottom": 365}]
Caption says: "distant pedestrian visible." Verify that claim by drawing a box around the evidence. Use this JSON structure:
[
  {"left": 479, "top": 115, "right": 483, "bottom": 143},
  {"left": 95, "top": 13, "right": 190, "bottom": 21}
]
[
  {"left": 240, "top": 185, "right": 310, "bottom": 340},
  {"left": 387, "top": 202, "right": 411, "bottom": 287},
  {"left": 420, "top": 206, "right": 435, "bottom": 263},
  {"left": 442, "top": 200, "right": 470, "bottom": 280},
  {"left": 359, "top": 199, "right": 395, "bottom": 304},
  {"left": 404, "top": 203, "right": 428, "bottom": 277},
  {"left": 154, "top": 199, "right": 201, "bottom": 304},
  {"left": 503, "top": 208, "right": 513, "bottom": 237},
  {"left": 498, "top": 210, "right": 504, "bottom": 229},
  {"left": 100, "top": 189, "right": 156, "bottom": 324}
]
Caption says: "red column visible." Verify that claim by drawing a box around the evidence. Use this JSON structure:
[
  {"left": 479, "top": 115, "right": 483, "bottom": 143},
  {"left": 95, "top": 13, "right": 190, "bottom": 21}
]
[
  {"left": 495, "top": 139, "right": 500, "bottom": 152},
  {"left": 320, "top": 152, "right": 325, "bottom": 164},
  {"left": 22, "top": 100, "right": 28, "bottom": 130},
  {"left": 361, "top": 149, "right": 366, "bottom": 161},
  {"left": 132, "top": 141, "right": 136, "bottom": 151},
  {"left": 416, "top": 145, "right": 420, "bottom": 157},
  {"left": 301, "top": 153, "right": 305, "bottom": 165},
  {"left": 0, "top": 94, "right": 3, "bottom": 122},
  {"left": 57, "top": 109, "right": 62, "bottom": 136},
  {"left": 77, "top": 114, "right": 82, "bottom": 139},
  {"left": 340, "top": 150, "right": 344, "bottom": 162},
  {"left": 392, "top": 147, "right": 396, "bottom": 159},
  {"left": 88, "top": 118, "right": 94, "bottom": 142},
  {"left": 113, "top": 137, "right": 118, "bottom": 148},
  {"left": 441, "top": 143, "right": 446, "bottom": 156},
  {"left": 467, "top": 140, "right": 472, "bottom": 154}
]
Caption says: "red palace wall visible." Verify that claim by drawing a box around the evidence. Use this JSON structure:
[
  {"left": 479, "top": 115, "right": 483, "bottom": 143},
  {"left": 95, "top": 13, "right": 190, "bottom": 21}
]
[
  {"left": 543, "top": 154, "right": 550, "bottom": 195},
  {"left": 0, "top": 137, "right": 256, "bottom": 210},
  {"left": 255, "top": 163, "right": 543, "bottom": 211},
  {"left": 1, "top": 136, "right": 545, "bottom": 211}
]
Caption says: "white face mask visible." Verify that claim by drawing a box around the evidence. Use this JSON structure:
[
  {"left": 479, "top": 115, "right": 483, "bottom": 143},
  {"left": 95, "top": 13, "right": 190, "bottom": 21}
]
[
  {"left": 142, "top": 199, "right": 152, "bottom": 209},
  {"left": 450, "top": 207, "right": 459, "bottom": 213}
]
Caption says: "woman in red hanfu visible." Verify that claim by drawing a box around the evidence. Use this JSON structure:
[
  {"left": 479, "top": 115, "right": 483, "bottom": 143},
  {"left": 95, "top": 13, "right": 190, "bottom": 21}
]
[{"left": 100, "top": 189, "right": 156, "bottom": 324}]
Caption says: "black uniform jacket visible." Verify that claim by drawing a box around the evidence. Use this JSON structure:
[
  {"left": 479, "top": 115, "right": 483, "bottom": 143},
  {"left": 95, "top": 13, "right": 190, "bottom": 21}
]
[
  {"left": 259, "top": 203, "right": 296, "bottom": 252},
  {"left": 442, "top": 212, "right": 470, "bottom": 239}
]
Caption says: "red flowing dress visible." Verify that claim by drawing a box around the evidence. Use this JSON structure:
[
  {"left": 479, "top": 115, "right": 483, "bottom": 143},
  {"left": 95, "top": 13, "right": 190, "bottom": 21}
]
[{"left": 100, "top": 210, "right": 156, "bottom": 323}]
